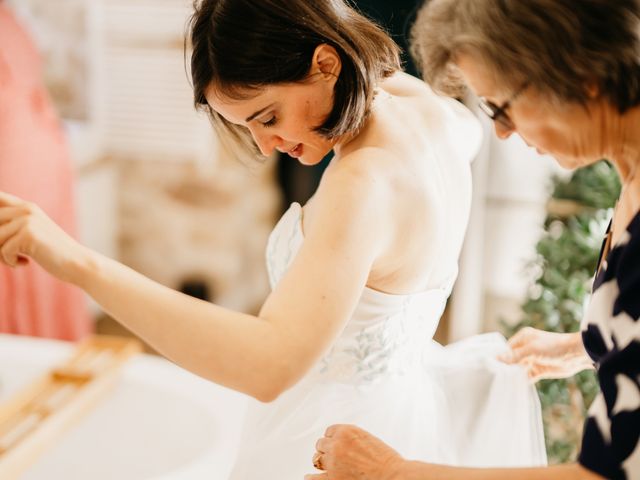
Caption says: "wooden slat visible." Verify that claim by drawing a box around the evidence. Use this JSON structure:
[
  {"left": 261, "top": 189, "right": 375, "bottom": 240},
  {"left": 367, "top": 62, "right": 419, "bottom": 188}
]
[{"left": 0, "top": 335, "right": 142, "bottom": 479}]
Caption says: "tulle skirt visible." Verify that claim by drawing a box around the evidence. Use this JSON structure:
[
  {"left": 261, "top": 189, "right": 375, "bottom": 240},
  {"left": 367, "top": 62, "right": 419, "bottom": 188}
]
[{"left": 229, "top": 333, "right": 547, "bottom": 479}]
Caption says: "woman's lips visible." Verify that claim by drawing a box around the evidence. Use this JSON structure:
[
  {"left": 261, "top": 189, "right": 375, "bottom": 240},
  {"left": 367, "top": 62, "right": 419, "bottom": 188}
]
[{"left": 287, "top": 143, "right": 303, "bottom": 158}]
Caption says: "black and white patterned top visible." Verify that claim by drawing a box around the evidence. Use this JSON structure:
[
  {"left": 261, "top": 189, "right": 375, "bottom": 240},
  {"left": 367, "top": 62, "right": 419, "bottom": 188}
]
[{"left": 579, "top": 210, "right": 640, "bottom": 479}]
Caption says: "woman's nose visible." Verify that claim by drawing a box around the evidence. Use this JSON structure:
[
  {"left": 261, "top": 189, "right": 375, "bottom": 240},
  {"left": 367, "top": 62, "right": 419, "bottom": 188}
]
[{"left": 252, "top": 130, "right": 282, "bottom": 157}]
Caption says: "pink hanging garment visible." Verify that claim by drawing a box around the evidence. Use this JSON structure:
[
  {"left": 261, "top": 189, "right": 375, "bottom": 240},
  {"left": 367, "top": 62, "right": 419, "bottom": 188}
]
[{"left": 0, "top": 4, "right": 92, "bottom": 340}]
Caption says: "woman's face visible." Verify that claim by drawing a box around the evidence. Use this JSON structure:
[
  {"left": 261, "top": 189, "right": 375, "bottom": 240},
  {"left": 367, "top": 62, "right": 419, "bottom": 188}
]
[
  {"left": 456, "top": 54, "right": 607, "bottom": 170},
  {"left": 205, "top": 46, "right": 341, "bottom": 166}
]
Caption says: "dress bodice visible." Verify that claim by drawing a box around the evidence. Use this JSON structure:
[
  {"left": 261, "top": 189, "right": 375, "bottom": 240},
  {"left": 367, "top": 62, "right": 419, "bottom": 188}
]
[
  {"left": 231, "top": 98, "right": 546, "bottom": 480},
  {"left": 266, "top": 202, "right": 458, "bottom": 384}
]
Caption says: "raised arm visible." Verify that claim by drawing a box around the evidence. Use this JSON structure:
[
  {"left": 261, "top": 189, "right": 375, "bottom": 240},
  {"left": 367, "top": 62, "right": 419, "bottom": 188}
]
[{"left": 0, "top": 162, "right": 390, "bottom": 402}]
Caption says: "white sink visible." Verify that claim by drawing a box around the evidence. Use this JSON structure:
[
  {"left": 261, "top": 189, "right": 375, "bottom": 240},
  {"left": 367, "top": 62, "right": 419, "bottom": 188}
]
[{"left": 0, "top": 334, "right": 248, "bottom": 479}]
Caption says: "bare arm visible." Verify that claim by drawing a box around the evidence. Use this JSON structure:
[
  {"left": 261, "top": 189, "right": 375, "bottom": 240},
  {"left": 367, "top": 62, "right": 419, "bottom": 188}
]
[
  {"left": 399, "top": 461, "right": 603, "bottom": 480},
  {"left": 0, "top": 161, "right": 390, "bottom": 402},
  {"left": 307, "top": 425, "right": 604, "bottom": 480}
]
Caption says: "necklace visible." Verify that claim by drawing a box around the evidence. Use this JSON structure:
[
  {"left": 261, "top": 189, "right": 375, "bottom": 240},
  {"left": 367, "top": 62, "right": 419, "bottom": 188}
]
[{"left": 597, "top": 161, "right": 639, "bottom": 274}]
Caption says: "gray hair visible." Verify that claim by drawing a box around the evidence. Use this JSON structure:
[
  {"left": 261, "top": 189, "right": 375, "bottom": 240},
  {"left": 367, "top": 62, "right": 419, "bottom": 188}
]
[{"left": 411, "top": 0, "right": 640, "bottom": 113}]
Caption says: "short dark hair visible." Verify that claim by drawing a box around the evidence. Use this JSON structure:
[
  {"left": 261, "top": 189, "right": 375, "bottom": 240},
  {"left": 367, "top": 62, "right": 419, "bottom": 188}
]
[
  {"left": 411, "top": 0, "right": 640, "bottom": 113},
  {"left": 188, "top": 0, "right": 400, "bottom": 156}
]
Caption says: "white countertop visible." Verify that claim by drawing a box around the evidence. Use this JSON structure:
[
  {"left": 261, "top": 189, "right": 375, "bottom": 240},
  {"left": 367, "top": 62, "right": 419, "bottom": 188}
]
[{"left": 0, "top": 334, "right": 248, "bottom": 480}]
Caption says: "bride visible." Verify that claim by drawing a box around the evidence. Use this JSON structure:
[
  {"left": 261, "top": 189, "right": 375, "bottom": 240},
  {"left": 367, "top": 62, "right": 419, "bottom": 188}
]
[{"left": 0, "top": 0, "right": 546, "bottom": 478}]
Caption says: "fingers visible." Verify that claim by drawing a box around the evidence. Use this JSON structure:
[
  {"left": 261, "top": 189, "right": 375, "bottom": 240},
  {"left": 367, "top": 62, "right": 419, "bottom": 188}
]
[
  {"left": 496, "top": 349, "right": 515, "bottom": 364},
  {"left": 509, "top": 345, "right": 536, "bottom": 364},
  {"left": 529, "top": 366, "right": 563, "bottom": 383},
  {"left": 0, "top": 202, "right": 35, "bottom": 260},
  {"left": 0, "top": 217, "right": 23, "bottom": 241},
  {"left": 316, "top": 437, "right": 332, "bottom": 454},
  {"left": 499, "top": 344, "right": 532, "bottom": 364},
  {"left": 1, "top": 226, "right": 27, "bottom": 267},
  {"left": 325, "top": 424, "right": 362, "bottom": 439},
  {"left": 0, "top": 218, "right": 26, "bottom": 265},
  {"left": 504, "top": 328, "right": 541, "bottom": 364},
  {"left": 0, "top": 207, "right": 29, "bottom": 224},
  {"left": 505, "top": 354, "right": 550, "bottom": 383},
  {"left": 506, "top": 327, "right": 534, "bottom": 349},
  {"left": 324, "top": 424, "right": 342, "bottom": 438},
  {"left": 517, "top": 357, "right": 541, "bottom": 382},
  {"left": 519, "top": 356, "right": 583, "bottom": 382},
  {"left": 0, "top": 191, "right": 23, "bottom": 207},
  {"left": 0, "top": 201, "right": 34, "bottom": 266},
  {"left": 312, "top": 451, "right": 325, "bottom": 471}
]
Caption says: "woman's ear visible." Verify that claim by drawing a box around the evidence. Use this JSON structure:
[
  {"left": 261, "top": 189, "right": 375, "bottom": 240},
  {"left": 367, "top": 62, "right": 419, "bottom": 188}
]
[{"left": 310, "top": 44, "right": 341, "bottom": 84}]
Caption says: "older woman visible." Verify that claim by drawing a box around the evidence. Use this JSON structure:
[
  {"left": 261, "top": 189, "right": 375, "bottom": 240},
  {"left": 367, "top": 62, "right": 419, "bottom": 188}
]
[
  {"left": 0, "top": 0, "right": 547, "bottom": 478},
  {"left": 308, "top": 0, "right": 640, "bottom": 479}
]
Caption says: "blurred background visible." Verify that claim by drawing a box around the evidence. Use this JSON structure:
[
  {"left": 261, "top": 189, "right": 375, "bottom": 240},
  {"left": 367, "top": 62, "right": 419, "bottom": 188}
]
[{"left": 1, "top": 0, "right": 618, "bottom": 464}]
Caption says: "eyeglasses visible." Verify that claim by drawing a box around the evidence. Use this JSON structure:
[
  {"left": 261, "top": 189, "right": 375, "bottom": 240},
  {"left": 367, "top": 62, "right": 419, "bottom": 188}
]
[{"left": 478, "top": 82, "right": 529, "bottom": 130}]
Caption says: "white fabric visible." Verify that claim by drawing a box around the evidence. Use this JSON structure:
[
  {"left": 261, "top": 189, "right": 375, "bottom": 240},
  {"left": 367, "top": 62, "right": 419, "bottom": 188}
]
[{"left": 230, "top": 203, "right": 547, "bottom": 479}]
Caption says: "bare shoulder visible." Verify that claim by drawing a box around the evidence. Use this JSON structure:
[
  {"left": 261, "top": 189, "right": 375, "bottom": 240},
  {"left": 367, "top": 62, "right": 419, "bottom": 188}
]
[
  {"left": 315, "top": 148, "right": 392, "bottom": 214},
  {"left": 303, "top": 148, "right": 394, "bottom": 249},
  {"left": 381, "top": 72, "right": 483, "bottom": 163},
  {"left": 380, "top": 71, "right": 432, "bottom": 98},
  {"left": 432, "top": 95, "right": 483, "bottom": 164}
]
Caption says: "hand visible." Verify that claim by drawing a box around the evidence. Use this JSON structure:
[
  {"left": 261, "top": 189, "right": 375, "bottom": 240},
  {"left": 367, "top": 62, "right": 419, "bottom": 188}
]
[
  {"left": 0, "top": 191, "right": 86, "bottom": 283},
  {"left": 305, "top": 425, "right": 406, "bottom": 480},
  {"left": 498, "top": 327, "right": 593, "bottom": 382}
]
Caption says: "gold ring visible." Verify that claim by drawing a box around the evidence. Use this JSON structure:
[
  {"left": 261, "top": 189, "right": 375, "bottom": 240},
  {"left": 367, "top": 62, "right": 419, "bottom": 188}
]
[{"left": 312, "top": 451, "right": 324, "bottom": 470}]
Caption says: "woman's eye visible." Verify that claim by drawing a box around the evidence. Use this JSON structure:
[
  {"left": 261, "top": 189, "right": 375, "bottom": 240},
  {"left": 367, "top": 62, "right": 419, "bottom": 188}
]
[{"left": 262, "top": 117, "right": 277, "bottom": 128}]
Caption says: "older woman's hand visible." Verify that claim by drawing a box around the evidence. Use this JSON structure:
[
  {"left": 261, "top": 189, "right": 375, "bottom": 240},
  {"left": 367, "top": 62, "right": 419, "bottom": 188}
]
[
  {"left": 498, "top": 327, "right": 594, "bottom": 382},
  {"left": 305, "top": 424, "right": 406, "bottom": 480}
]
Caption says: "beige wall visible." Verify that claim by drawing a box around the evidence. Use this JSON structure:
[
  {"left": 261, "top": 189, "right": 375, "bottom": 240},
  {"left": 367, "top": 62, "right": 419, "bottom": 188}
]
[
  {"left": 450, "top": 107, "right": 564, "bottom": 341},
  {"left": 13, "top": 0, "right": 282, "bottom": 316}
]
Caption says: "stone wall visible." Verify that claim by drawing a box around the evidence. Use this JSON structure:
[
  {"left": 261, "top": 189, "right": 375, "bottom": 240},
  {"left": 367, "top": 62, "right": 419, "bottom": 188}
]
[
  {"left": 8, "top": 0, "right": 283, "bottom": 315},
  {"left": 117, "top": 154, "right": 281, "bottom": 314}
]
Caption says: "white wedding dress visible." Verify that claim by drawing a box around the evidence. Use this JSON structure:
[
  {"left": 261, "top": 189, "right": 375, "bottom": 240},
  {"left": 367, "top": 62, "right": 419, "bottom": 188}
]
[{"left": 229, "top": 201, "right": 547, "bottom": 479}]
